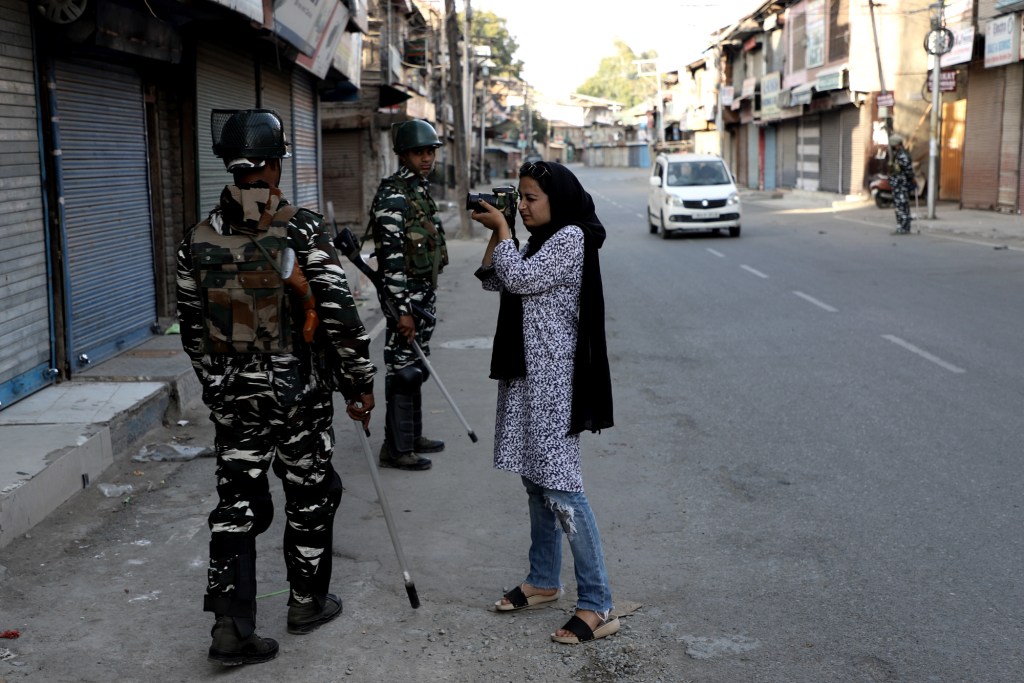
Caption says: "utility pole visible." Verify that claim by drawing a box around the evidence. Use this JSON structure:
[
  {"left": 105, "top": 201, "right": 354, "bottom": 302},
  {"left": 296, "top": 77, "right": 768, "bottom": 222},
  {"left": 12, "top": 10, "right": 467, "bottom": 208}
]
[
  {"left": 868, "top": 0, "right": 891, "bottom": 134},
  {"left": 926, "top": 1, "right": 946, "bottom": 220},
  {"left": 479, "top": 63, "right": 488, "bottom": 186},
  {"left": 444, "top": 0, "right": 470, "bottom": 237}
]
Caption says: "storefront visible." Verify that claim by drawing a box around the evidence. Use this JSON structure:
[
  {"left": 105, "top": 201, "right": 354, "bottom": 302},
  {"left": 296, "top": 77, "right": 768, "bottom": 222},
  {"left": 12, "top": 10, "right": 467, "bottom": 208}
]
[{"left": 0, "top": 3, "right": 54, "bottom": 407}]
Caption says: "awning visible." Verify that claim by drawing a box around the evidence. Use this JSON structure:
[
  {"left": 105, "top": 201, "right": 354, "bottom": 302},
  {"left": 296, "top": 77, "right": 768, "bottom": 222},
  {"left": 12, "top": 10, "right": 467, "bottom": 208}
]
[
  {"left": 814, "top": 64, "right": 847, "bottom": 92},
  {"left": 380, "top": 83, "right": 413, "bottom": 107},
  {"left": 790, "top": 83, "right": 814, "bottom": 106}
]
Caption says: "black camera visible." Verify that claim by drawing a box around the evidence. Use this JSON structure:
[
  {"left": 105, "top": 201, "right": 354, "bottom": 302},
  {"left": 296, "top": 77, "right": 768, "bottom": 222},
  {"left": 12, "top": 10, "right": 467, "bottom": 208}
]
[{"left": 466, "top": 185, "right": 518, "bottom": 213}]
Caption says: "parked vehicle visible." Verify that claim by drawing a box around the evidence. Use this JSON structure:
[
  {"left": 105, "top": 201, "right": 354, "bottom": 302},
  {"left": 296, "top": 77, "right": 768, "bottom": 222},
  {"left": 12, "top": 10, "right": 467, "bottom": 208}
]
[
  {"left": 647, "top": 153, "right": 741, "bottom": 238},
  {"left": 869, "top": 171, "right": 926, "bottom": 209}
]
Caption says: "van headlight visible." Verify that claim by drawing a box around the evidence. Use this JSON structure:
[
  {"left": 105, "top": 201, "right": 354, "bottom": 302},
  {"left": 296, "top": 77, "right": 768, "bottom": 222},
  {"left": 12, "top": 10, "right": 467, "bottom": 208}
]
[
  {"left": 727, "top": 192, "right": 740, "bottom": 206},
  {"left": 668, "top": 196, "right": 686, "bottom": 206}
]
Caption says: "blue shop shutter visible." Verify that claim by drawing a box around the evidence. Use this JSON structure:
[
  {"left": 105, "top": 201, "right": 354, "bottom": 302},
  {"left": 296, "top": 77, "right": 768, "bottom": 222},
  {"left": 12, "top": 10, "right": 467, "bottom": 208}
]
[{"left": 55, "top": 59, "right": 156, "bottom": 371}]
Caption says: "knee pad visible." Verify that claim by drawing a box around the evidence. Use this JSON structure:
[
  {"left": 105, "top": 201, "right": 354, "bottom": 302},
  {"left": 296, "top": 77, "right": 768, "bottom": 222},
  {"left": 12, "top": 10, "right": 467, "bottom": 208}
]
[
  {"left": 415, "top": 359, "right": 430, "bottom": 384},
  {"left": 392, "top": 364, "right": 424, "bottom": 394}
]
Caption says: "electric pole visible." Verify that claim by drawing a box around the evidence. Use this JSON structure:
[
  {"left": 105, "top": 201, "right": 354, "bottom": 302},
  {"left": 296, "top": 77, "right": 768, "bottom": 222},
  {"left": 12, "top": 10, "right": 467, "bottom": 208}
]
[{"left": 444, "top": 0, "right": 470, "bottom": 237}]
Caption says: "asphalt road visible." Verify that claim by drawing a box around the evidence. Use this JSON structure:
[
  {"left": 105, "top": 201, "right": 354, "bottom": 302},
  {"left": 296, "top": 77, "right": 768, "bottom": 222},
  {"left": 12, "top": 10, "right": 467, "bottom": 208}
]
[{"left": 1, "top": 166, "right": 1022, "bottom": 682}]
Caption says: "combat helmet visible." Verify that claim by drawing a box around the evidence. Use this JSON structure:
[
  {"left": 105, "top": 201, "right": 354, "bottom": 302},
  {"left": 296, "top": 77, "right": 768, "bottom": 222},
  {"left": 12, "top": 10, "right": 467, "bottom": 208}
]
[
  {"left": 392, "top": 119, "right": 442, "bottom": 154},
  {"left": 212, "top": 109, "right": 291, "bottom": 172}
]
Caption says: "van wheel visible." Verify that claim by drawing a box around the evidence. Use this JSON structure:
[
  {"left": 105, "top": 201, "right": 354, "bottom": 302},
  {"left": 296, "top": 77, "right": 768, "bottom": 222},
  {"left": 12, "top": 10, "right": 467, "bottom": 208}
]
[
  {"left": 660, "top": 212, "right": 671, "bottom": 239},
  {"left": 729, "top": 225, "right": 741, "bottom": 238},
  {"left": 649, "top": 211, "right": 658, "bottom": 234}
]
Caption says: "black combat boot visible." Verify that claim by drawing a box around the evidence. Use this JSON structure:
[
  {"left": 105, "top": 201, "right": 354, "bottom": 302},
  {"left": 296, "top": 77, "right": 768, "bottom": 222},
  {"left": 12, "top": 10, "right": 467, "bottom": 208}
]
[
  {"left": 287, "top": 593, "right": 344, "bottom": 635},
  {"left": 412, "top": 385, "right": 445, "bottom": 454},
  {"left": 379, "top": 441, "right": 431, "bottom": 470},
  {"left": 413, "top": 436, "right": 445, "bottom": 453},
  {"left": 208, "top": 616, "right": 279, "bottom": 666}
]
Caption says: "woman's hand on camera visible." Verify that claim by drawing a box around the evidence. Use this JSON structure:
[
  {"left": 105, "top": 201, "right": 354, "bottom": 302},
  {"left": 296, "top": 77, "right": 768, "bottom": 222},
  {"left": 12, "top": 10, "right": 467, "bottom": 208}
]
[{"left": 471, "top": 200, "right": 508, "bottom": 233}]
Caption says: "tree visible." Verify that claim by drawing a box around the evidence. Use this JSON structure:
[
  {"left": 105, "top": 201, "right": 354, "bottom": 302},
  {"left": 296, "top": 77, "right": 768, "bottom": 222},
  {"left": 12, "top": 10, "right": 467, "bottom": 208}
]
[
  {"left": 462, "top": 9, "right": 522, "bottom": 78},
  {"left": 577, "top": 40, "right": 659, "bottom": 108}
]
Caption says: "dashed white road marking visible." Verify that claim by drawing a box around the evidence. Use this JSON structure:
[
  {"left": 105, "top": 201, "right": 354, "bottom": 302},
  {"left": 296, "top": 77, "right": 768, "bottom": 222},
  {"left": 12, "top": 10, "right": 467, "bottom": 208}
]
[
  {"left": 793, "top": 291, "right": 838, "bottom": 312},
  {"left": 882, "top": 335, "right": 965, "bottom": 374},
  {"left": 741, "top": 265, "right": 768, "bottom": 278},
  {"left": 706, "top": 248, "right": 725, "bottom": 258}
]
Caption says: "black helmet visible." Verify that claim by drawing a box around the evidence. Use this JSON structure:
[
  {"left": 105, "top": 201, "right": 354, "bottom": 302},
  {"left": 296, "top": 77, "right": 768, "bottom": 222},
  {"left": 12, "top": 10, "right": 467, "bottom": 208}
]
[
  {"left": 211, "top": 109, "right": 291, "bottom": 172},
  {"left": 391, "top": 120, "right": 442, "bottom": 153}
]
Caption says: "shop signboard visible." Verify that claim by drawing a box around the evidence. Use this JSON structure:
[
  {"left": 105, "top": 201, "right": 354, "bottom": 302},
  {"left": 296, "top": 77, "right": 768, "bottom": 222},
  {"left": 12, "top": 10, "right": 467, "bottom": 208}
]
[
  {"left": 761, "top": 72, "right": 781, "bottom": 118},
  {"left": 941, "top": 25, "right": 975, "bottom": 67},
  {"left": 925, "top": 70, "right": 958, "bottom": 92},
  {"left": 985, "top": 14, "right": 1020, "bottom": 68},
  {"left": 275, "top": 0, "right": 339, "bottom": 57},
  {"left": 720, "top": 85, "right": 734, "bottom": 107},
  {"left": 740, "top": 77, "right": 757, "bottom": 100},
  {"left": 295, "top": 1, "right": 349, "bottom": 78}
]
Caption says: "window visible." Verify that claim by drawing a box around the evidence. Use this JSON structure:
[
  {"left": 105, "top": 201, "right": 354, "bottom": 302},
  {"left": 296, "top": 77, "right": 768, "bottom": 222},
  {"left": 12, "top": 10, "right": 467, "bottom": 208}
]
[
  {"left": 791, "top": 11, "right": 806, "bottom": 72},
  {"left": 828, "top": 0, "right": 850, "bottom": 62}
]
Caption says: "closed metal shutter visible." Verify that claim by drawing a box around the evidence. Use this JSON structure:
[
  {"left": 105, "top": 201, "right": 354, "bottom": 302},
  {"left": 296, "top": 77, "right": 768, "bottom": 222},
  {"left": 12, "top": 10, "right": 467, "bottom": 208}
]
[
  {"left": 1004, "top": 64, "right": 1023, "bottom": 211},
  {"left": 53, "top": 59, "right": 155, "bottom": 370},
  {"left": 961, "top": 64, "right": 1003, "bottom": 210},
  {"left": 747, "top": 124, "right": 760, "bottom": 189},
  {"left": 842, "top": 105, "right": 867, "bottom": 195},
  {"left": 798, "top": 115, "right": 820, "bottom": 191},
  {"left": 736, "top": 126, "right": 748, "bottom": 188},
  {"left": 780, "top": 120, "right": 798, "bottom": 188},
  {"left": 819, "top": 110, "right": 841, "bottom": 192},
  {"left": 292, "top": 70, "right": 320, "bottom": 211},
  {"left": 195, "top": 42, "right": 256, "bottom": 216},
  {"left": 0, "top": 3, "right": 54, "bottom": 407},
  {"left": 323, "top": 130, "right": 364, "bottom": 227},
  {"left": 259, "top": 64, "right": 295, "bottom": 202},
  {"left": 764, "top": 125, "right": 777, "bottom": 190}
]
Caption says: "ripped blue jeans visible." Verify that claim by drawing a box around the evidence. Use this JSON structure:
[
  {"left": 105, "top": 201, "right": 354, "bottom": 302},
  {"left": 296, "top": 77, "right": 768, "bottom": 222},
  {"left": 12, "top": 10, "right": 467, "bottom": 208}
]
[{"left": 521, "top": 477, "right": 613, "bottom": 615}]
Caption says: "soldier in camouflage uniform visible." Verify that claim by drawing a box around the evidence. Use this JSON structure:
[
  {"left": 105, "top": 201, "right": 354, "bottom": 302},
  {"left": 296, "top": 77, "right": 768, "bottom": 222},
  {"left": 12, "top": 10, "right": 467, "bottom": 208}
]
[
  {"left": 176, "top": 109, "right": 376, "bottom": 666},
  {"left": 889, "top": 133, "right": 916, "bottom": 234},
  {"left": 369, "top": 120, "right": 448, "bottom": 471}
]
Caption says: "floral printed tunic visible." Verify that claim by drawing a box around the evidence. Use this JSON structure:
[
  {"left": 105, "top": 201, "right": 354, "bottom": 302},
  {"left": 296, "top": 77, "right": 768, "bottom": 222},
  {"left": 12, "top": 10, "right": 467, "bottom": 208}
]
[{"left": 479, "top": 226, "right": 585, "bottom": 492}]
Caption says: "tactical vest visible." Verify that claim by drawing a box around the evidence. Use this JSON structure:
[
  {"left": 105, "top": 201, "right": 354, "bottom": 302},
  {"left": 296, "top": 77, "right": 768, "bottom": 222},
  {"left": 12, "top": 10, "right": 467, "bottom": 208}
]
[
  {"left": 191, "top": 206, "right": 299, "bottom": 354},
  {"left": 374, "top": 177, "right": 448, "bottom": 285}
]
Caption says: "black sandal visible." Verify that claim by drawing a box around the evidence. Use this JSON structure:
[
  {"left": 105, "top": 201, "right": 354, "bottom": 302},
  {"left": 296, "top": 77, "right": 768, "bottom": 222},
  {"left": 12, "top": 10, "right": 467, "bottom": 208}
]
[
  {"left": 550, "top": 613, "right": 620, "bottom": 644},
  {"left": 493, "top": 584, "right": 562, "bottom": 612}
]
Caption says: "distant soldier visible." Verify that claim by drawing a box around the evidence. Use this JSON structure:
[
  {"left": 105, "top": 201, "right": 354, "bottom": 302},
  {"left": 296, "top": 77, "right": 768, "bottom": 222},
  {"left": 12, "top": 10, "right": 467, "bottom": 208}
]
[
  {"left": 176, "top": 109, "right": 376, "bottom": 666},
  {"left": 368, "top": 120, "right": 448, "bottom": 470},
  {"left": 888, "top": 133, "right": 916, "bottom": 234}
]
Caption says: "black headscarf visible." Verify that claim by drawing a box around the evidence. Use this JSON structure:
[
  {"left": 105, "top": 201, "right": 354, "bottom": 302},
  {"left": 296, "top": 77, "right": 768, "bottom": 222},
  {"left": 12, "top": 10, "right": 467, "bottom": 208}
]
[{"left": 489, "top": 161, "right": 613, "bottom": 434}]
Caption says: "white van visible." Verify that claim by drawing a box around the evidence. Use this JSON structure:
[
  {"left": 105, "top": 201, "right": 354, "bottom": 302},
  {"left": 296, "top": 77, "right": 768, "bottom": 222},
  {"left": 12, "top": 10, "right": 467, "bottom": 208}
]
[{"left": 647, "top": 153, "right": 742, "bottom": 238}]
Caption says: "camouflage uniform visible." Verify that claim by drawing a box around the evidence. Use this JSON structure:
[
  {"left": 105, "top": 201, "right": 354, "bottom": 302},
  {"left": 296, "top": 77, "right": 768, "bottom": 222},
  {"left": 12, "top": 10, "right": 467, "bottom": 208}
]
[
  {"left": 370, "top": 164, "right": 447, "bottom": 460},
  {"left": 177, "top": 183, "right": 375, "bottom": 639},
  {"left": 890, "top": 145, "right": 915, "bottom": 233}
]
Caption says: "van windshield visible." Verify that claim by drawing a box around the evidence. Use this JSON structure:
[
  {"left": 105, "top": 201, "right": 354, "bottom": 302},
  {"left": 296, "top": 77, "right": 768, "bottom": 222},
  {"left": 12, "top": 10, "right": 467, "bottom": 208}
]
[{"left": 666, "top": 161, "right": 731, "bottom": 187}]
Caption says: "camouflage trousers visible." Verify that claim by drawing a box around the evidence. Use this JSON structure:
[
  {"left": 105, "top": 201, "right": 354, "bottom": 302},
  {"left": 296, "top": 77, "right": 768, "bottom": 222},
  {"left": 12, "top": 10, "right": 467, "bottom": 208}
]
[
  {"left": 204, "top": 382, "right": 342, "bottom": 621},
  {"left": 892, "top": 180, "right": 912, "bottom": 232},
  {"left": 383, "top": 287, "right": 437, "bottom": 376}
]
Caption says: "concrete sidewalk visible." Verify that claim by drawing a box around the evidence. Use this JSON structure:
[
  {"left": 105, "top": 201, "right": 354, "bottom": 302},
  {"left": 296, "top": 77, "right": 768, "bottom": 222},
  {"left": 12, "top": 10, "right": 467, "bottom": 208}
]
[
  {"left": 3, "top": 185, "right": 1023, "bottom": 549},
  {"left": 748, "top": 188, "right": 1024, "bottom": 247}
]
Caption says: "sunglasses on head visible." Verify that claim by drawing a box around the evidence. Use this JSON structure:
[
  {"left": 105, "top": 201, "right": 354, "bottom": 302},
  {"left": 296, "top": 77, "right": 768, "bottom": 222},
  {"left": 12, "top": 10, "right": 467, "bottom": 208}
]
[{"left": 519, "top": 161, "right": 550, "bottom": 180}]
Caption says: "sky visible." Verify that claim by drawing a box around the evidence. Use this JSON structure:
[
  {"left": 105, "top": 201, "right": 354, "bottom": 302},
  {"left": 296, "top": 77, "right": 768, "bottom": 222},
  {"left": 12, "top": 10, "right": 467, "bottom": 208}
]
[{"left": 465, "top": 0, "right": 764, "bottom": 101}]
